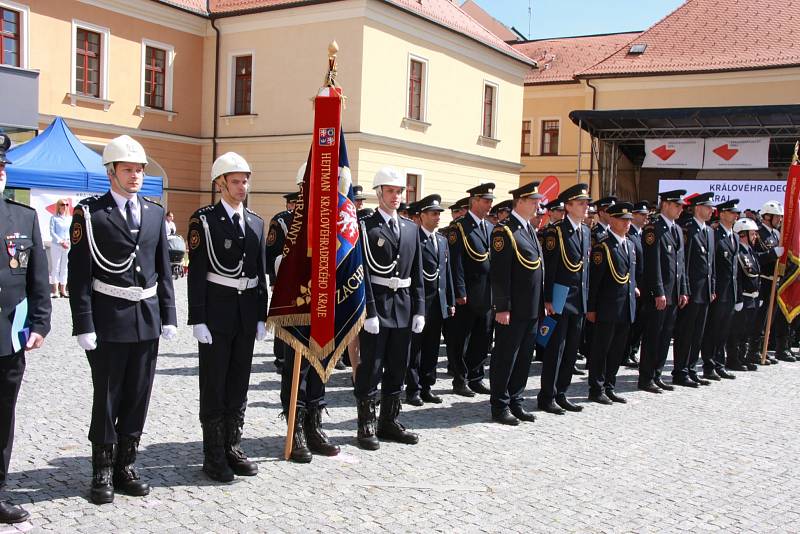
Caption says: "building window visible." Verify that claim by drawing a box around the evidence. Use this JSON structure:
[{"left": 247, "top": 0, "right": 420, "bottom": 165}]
[
  {"left": 234, "top": 55, "right": 252, "bottom": 115},
  {"left": 408, "top": 58, "right": 426, "bottom": 121},
  {"left": 541, "top": 120, "right": 560, "bottom": 156},
  {"left": 521, "top": 120, "right": 532, "bottom": 156},
  {"left": 75, "top": 27, "right": 101, "bottom": 97},
  {"left": 1, "top": 6, "right": 19, "bottom": 67},
  {"left": 406, "top": 173, "right": 420, "bottom": 203},
  {"left": 482, "top": 83, "right": 497, "bottom": 139},
  {"left": 143, "top": 46, "right": 166, "bottom": 109}
]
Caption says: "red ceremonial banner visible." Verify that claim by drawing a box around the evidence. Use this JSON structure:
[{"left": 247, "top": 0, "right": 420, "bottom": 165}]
[
  {"left": 777, "top": 158, "right": 800, "bottom": 322},
  {"left": 309, "top": 87, "right": 341, "bottom": 352}
]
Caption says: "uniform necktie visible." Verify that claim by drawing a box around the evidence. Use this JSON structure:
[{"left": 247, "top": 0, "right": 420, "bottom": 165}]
[
  {"left": 389, "top": 217, "right": 398, "bottom": 237},
  {"left": 232, "top": 213, "right": 244, "bottom": 239},
  {"left": 527, "top": 223, "right": 535, "bottom": 240},
  {"left": 671, "top": 224, "right": 680, "bottom": 244},
  {"left": 479, "top": 220, "right": 487, "bottom": 241},
  {"left": 431, "top": 233, "right": 438, "bottom": 253},
  {"left": 125, "top": 200, "right": 139, "bottom": 232}
]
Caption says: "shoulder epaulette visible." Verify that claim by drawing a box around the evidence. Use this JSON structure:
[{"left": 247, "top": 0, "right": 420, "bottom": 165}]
[
  {"left": 271, "top": 209, "right": 290, "bottom": 221},
  {"left": 399, "top": 215, "right": 412, "bottom": 223},
  {"left": 3, "top": 198, "right": 35, "bottom": 211},
  {"left": 196, "top": 204, "right": 214, "bottom": 214},
  {"left": 142, "top": 196, "right": 162, "bottom": 207},
  {"left": 245, "top": 207, "right": 262, "bottom": 219}
]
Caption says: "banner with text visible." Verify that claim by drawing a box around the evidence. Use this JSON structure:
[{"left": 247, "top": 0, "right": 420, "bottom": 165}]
[
  {"left": 703, "top": 137, "right": 770, "bottom": 169},
  {"left": 658, "top": 179, "right": 786, "bottom": 210},
  {"left": 29, "top": 188, "right": 97, "bottom": 244},
  {"left": 643, "top": 139, "right": 705, "bottom": 169}
]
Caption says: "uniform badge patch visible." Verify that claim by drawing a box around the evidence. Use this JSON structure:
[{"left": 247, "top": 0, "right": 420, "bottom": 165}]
[
  {"left": 189, "top": 229, "right": 201, "bottom": 250},
  {"left": 644, "top": 231, "right": 655, "bottom": 246},
  {"left": 266, "top": 225, "right": 277, "bottom": 246},
  {"left": 545, "top": 235, "right": 556, "bottom": 251},
  {"left": 448, "top": 231, "right": 457, "bottom": 245},
  {"left": 224, "top": 239, "right": 232, "bottom": 250},
  {"left": 492, "top": 236, "right": 504, "bottom": 252},
  {"left": 377, "top": 238, "right": 385, "bottom": 247},
  {"left": 71, "top": 222, "right": 83, "bottom": 245},
  {"left": 539, "top": 324, "right": 550, "bottom": 336},
  {"left": 592, "top": 250, "right": 603, "bottom": 265}
]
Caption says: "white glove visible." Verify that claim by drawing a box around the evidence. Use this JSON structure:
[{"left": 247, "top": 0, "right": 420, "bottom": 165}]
[
  {"left": 274, "top": 256, "right": 283, "bottom": 276},
  {"left": 774, "top": 246, "right": 785, "bottom": 257},
  {"left": 192, "top": 323, "right": 213, "bottom": 344},
  {"left": 734, "top": 302, "right": 743, "bottom": 312},
  {"left": 77, "top": 332, "right": 97, "bottom": 351},
  {"left": 759, "top": 300, "right": 764, "bottom": 307},
  {"left": 256, "top": 321, "right": 267, "bottom": 341},
  {"left": 411, "top": 315, "right": 426, "bottom": 334},
  {"left": 364, "top": 317, "right": 380, "bottom": 335},
  {"left": 161, "top": 324, "right": 178, "bottom": 341}
]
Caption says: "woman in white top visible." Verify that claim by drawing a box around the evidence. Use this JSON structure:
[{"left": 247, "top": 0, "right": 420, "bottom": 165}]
[
  {"left": 165, "top": 210, "right": 177, "bottom": 236},
  {"left": 49, "top": 199, "right": 71, "bottom": 297}
]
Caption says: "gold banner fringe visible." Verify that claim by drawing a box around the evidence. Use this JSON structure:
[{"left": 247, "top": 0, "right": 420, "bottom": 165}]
[{"left": 266, "top": 311, "right": 366, "bottom": 382}]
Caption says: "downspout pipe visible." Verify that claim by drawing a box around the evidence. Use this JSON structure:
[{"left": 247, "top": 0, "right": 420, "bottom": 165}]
[
  {"left": 210, "top": 2, "right": 220, "bottom": 204},
  {"left": 585, "top": 78, "right": 598, "bottom": 194}
]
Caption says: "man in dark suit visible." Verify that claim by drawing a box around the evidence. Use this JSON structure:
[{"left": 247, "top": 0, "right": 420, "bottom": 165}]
[
  {"left": 0, "top": 135, "right": 51, "bottom": 524},
  {"left": 356, "top": 167, "right": 425, "bottom": 450},
  {"left": 587, "top": 203, "right": 637, "bottom": 405},
  {"left": 68, "top": 135, "right": 177, "bottom": 505},
  {"left": 673, "top": 192, "right": 717, "bottom": 387},
  {"left": 755, "top": 201, "right": 788, "bottom": 363},
  {"left": 537, "top": 184, "right": 592, "bottom": 415},
  {"left": 187, "top": 152, "right": 270, "bottom": 479},
  {"left": 700, "top": 199, "right": 741, "bottom": 378},
  {"left": 447, "top": 183, "right": 495, "bottom": 397},
  {"left": 638, "top": 189, "right": 688, "bottom": 393},
  {"left": 727, "top": 218, "right": 762, "bottom": 370},
  {"left": 489, "top": 182, "right": 545, "bottom": 425},
  {"left": 623, "top": 201, "right": 648, "bottom": 368},
  {"left": 405, "top": 195, "right": 454, "bottom": 406}
]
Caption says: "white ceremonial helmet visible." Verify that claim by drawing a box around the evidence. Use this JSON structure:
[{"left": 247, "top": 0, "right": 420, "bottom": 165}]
[
  {"left": 296, "top": 162, "right": 307, "bottom": 185},
  {"left": 733, "top": 218, "right": 758, "bottom": 233},
  {"left": 211, "top": 152, "right": 251, "bottom": 181},
  {"left": 761, "top": 200, "right": 784, "bottom": 216},
  {"left": 372, "top": 166, "right": 404, "bottom": 189},
  {"left": 103, "top": 135, "right": 148, "bottom": 166}
]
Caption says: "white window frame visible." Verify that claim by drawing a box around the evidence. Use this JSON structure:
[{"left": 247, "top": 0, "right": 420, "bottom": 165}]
[
  {"left": 538, "top": 117, "right": 562, "bottom": 156},
  {"left": 480, "top": 80, "right": 499, "bottom": 140},
  {"left": 0, "top": 0, "right": 29, "bottom": 69},
  {"left": 405, "top": 53, "right": 429, "bottom": 123},
  {"left": 404, "top": 169, "right": 424, "bottom": 203},
  {"left": 70, "top": 19, "right": 111, "bottom": 101},
  {"left": 140, "top": 38, "right": 175, "bottom": 111},
  {"left": 226, "top": 49, "right": 255, "bottom": 116}
]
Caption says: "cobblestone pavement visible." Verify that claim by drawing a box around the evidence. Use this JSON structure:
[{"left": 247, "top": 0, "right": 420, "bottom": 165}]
[{"left": 3, "top": 279, "right": 799, "bottom": 533}]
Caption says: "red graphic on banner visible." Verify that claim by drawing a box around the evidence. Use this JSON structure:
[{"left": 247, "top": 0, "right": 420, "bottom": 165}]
[
  {"left": 652, "top": 145, "right": 676, "bottom": 161},
  {"left": 712, "top": 144, "right": 739, "bottom": 161},
  {"left": 540, "top": 175, "right": 560, "bottom": 203}
]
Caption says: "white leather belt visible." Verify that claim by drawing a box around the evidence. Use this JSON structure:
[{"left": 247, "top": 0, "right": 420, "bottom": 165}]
[
  {"left": 742, "top": 291, "right": 759, "bottom": 298},
  {"left": 206, "top": 272, "right": 259, "bottom": 290},
  {"left": 371, "top": 276, "right": 411, "bottom": 291},
  {"left": 92, "top": 279, "right": 157, "bottom": 301}
]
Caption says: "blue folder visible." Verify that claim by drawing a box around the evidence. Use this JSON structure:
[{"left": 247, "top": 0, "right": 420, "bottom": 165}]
[
  {"left": 10, "top": 298, "right": 30, "bottom": 353},
  {"left": 536, "top": 315, "right": 558, "bottom": 347}
]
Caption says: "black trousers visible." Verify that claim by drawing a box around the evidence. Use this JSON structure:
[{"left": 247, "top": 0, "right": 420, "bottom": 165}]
[
  {"left": 88, "top": 339, "right": 159, "bottom": 444},
  {"left": 639, "top": 302, "right": 677, "bottom": 385},
  {"left": 625, "top": 298, "right": 645, "bottom": 360},
  {"left": 447, "top": 305, "right": 491, "bottom": 386},
  {"left": 0, "top": 352, "right": 24, "bottom": 489},
  {"left": 273, "top": 337, "right": 287, "bottom": 365},
  {"left": 406, "top": 310, "right": 444, "bottom": 394},
  {"left": 537, "top": 311, "right": 583, "bottom": 404},
  {"left": 726, "top": 307, "right": 757, "bottom": 367},
  {"left": 672, "top": 302, "right": 709, "bottom": 380},
  {"left": 198, "top": 324, "right": 256, "bottom": 422},
  {"left": 701, "top": 300, "right": 735, "bottom": 372},
  {"left": 355, "top": 327, "right": 411, "bottom": 400},
  {"left": 280, "top": 350, "right": 326, "bottom": 413},
  {"left": 489, "top": 317, "right": 537, "bottom": 414},
  {"left": 588, "top": 320, "right": 630, "bottom": 394}
]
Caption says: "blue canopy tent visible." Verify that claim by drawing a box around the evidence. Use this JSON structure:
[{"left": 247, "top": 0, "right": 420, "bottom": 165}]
[{"left": 5, "top": 117, "right": 163, "bottom": 196}]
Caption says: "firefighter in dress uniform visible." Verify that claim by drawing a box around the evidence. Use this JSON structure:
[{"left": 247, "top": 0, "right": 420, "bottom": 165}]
[
  {"left": 68, "top": 135, "right": 177, "bottom": 505},
  {"left": 0, "top": 135, "right": 51, "bottom": 524},
  {"left": 727, "top": 218, "right": 762, "bottom": 370},
  {"left": 755, "top": 201, "right": 789, "bottom": 363}
]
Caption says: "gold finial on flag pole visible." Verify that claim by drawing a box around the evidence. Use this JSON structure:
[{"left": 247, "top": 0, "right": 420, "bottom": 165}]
[
  {"left": 325, "top": 40, "right": 339, "bottom": 87},
  {"left": 793, "top": 141, "right": 799, "bottom": 165}
]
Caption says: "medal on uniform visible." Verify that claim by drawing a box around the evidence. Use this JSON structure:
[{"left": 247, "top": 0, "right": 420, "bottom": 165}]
[
  {"left": 6, "top": 241, "right": 16, "bottom": 258},
  {"left": 18, "top": 250, "right": 29, "bottom": 268},
  {"left": 377, "top": 238, "right": 385, "bottom": 247},
  {"left": 9, "top": 257, "right": 18, "bottom": 268},
  {"left": 224, "top": 239, "right": 232, "bottom": 249}
]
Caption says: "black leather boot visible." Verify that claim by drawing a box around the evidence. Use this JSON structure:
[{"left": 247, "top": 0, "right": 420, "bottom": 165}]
[
  {"left": 356, "top": 399, "right": 380, "bottom": 451},
  {"left": 377, "top": 395, "right": 419, "bottom": 445},
  {"left": 289, "top": 407, "right": 313, "bottom": 463},
  {"left": 0, "top": 500, "right": 29, "bottom": 524},
  {"left": 113, "top": 435, "right": 150, "bottom": 496},
  {"left": 90, "top": 443, "right": 115, "bottom": 505},
  {"left": 225, "top": 417, "right": 258, "bottom": 476},
  {"left": 304, "top": 405, "right": 340, "bottom": 457},
  {"left": 201, "top": 418, "right": 234, "bottom": 482},
  {"left": 775, "top": 337, "right": 796, "bottom": 362},
  {"left": 745, "top": 339, "right": 761, "bottom": 368}
]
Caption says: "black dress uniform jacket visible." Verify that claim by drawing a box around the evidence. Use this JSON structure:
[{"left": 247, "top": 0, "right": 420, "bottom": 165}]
[
  {"left": 588, "top": 234, "right": 636, "bottom": 323},
  {"left": 683, "top": 219, "right": 716, "bottom": 303},
  {"left": 713, "top": 225, "right": 738, "bottom": 303},
  {"left": 419, "top": 228, "right": 455, "bottom": 318},
  {"left": 641, "top": 216, "right": 688, "bottom": 305},
  {"left": 628, "top": 225, "right": 645, "bottom": 288},
  {"left": 187, "top": 203, "right": 268, "bottom": 334},
  {"left": 0, "top": 199, "right": 51, "bottom": 355},
  {"left": 265, "top": 209, "right": 293, "bottom": 284},
  {"left": 541, "top": 218, "right": 590, "bottom": 314},
  {"left": 69, "top": 192, "right": 176, "bottom": 342},
  {"left": 737, "top": 245, "right": 761, "bottom": 308},
  {"left": 490, "top": 215, "right": 544, "bottom": 319},
  {"left": 361, "top": 212, "right": 424, "bottom": 328},
  {"left": 449, "top": 214, "right": 494, "bottom": 313}
]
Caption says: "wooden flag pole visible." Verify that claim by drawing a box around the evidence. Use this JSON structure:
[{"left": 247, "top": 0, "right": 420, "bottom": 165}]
[
  {"left": 761, "top": 262, "right": 782, "bottom": 365},
  {"left": 283, "top": 348, "right": 303, "bottom": 460}
]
